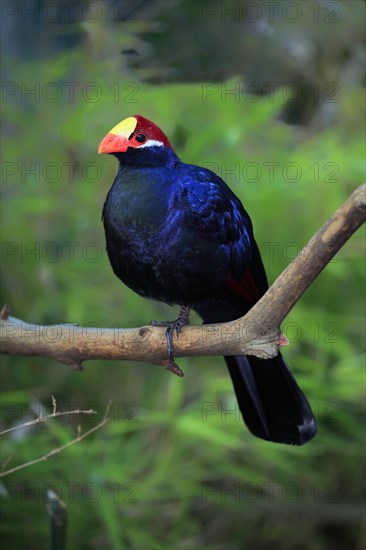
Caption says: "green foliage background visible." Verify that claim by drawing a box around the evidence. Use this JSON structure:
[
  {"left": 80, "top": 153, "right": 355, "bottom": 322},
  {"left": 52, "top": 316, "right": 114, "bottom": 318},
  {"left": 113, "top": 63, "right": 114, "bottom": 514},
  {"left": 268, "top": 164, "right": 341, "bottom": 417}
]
[{"left": 1, "top": 2, "right": 365, "bottom": 549}]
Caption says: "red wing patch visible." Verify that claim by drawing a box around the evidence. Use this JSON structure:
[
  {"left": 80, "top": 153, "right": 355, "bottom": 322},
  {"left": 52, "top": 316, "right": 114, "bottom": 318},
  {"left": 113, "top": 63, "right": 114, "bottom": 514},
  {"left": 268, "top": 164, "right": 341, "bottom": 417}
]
[{"left": 227, "top": 270, "right": 262, "bottom": 304}]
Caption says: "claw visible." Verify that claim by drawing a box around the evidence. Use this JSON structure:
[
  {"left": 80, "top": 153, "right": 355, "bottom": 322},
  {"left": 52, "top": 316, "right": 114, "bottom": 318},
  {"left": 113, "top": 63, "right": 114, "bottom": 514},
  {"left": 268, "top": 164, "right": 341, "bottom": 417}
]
[
  {"left": 165, "top": 323, "right": 175, "bottom": 360},
  {"left": 153, "top": 305, "right": 191, "bottom": 374},
  {"left": 166, "top": 305, "right": 190, "bottom": 357}
]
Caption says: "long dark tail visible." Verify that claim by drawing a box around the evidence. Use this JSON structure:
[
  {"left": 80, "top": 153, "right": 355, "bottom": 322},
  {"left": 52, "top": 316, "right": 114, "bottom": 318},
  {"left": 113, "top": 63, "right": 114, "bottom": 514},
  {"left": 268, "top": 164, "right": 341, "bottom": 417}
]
[{"left": 225, "top": 353, "right": 317, "bottom": 445}]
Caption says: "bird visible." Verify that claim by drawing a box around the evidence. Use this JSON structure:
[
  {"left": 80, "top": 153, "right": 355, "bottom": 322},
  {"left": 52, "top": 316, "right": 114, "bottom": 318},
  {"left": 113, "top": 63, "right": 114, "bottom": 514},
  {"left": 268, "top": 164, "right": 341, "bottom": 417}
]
[{"left": 98, "top": 114, "right": 317, "bottom": 445}]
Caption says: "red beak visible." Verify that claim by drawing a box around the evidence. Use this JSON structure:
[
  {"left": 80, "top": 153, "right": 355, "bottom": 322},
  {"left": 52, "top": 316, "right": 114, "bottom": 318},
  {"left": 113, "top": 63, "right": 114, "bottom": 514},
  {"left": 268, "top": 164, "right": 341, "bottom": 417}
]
[{"left": 98, "top": 133, "right": 129, "bottom": 154}]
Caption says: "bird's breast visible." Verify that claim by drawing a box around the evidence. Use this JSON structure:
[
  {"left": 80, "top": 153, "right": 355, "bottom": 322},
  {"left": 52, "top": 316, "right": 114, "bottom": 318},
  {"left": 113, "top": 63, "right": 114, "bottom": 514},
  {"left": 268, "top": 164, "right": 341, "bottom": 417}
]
[{"left": 102, "top": 171, "right": 234, "bottom": 304}]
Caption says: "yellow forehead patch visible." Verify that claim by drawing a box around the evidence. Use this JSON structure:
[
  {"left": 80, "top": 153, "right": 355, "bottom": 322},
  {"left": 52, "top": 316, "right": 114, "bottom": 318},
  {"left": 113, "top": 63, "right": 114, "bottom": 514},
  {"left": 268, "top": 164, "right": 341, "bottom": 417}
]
[{"left": 109, "top": 116, "right": 137, "bottom": 136}]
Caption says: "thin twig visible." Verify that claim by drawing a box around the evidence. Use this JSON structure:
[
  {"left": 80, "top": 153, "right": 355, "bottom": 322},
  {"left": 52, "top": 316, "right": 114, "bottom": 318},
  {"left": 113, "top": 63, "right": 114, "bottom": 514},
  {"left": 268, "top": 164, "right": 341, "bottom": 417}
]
[
  {"left": 0, "top": 402, "right": 111, "bottom": 477},
  {"left": 0, "top": 409, "right": 97, "bottom": 436},
  {"left": 51, "top": 395, "right": 57, "bottom": 415}
]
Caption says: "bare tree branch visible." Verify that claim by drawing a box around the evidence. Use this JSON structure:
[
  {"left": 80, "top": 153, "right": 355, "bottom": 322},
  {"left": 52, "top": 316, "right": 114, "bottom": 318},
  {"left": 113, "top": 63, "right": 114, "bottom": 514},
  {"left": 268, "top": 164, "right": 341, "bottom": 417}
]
[{"left": 0, "top": 184, "right": 365, "bottom": 375}]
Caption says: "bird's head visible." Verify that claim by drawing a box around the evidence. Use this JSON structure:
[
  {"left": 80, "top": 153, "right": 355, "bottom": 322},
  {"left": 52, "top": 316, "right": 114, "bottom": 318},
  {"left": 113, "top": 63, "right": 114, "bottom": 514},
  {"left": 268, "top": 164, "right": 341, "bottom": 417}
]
[{"left": 98, "top": 114, "right": 172, "bottom": 156}]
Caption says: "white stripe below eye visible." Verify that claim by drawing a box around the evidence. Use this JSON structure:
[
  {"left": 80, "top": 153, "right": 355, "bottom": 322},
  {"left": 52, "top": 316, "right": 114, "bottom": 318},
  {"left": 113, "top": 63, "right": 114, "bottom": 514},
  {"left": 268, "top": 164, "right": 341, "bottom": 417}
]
[{"left": 138, "top": 139, "right": 164, "bottom": 148}]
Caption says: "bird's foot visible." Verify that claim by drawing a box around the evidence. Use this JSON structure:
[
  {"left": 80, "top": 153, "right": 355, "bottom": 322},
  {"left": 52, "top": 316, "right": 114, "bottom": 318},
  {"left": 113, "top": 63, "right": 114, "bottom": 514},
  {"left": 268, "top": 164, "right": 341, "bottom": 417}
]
[
  {"left": 151, "top": 306, "right": 191, "bottom": 376},
  {"left": 164, "top": 305, "right": 191, "bottom": 360}
]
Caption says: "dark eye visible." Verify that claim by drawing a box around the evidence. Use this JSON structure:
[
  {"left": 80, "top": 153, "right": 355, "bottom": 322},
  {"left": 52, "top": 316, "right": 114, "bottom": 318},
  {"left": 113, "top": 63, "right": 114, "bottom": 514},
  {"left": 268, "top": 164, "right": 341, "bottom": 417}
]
[{"left": 135, "top": 134, "right": 146, "bottom": 143}]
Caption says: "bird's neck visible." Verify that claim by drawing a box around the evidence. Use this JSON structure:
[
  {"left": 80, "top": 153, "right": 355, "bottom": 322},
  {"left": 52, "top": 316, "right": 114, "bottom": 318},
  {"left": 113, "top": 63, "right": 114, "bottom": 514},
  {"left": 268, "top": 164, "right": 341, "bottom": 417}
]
[
  {"left": 104, "top": 149, "right": 180, "bottom": 235},
  {"left": 114, "top": 146, "right": 179, "bottom": 168}
]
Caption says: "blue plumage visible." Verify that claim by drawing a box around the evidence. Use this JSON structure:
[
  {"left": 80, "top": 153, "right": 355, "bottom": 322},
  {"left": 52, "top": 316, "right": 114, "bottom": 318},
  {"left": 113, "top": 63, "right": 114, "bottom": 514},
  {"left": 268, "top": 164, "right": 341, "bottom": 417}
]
[{"left": 100, "top": 115, "right": 317, "bottom": 445}]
